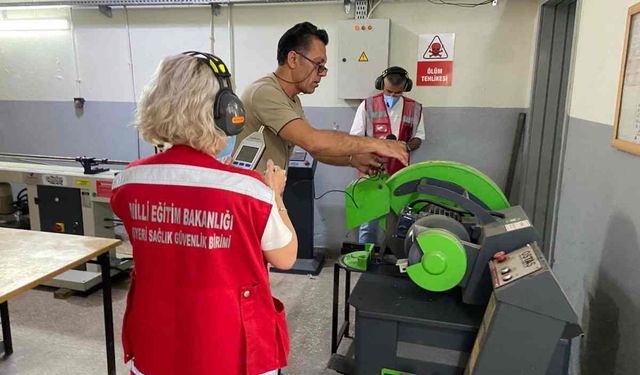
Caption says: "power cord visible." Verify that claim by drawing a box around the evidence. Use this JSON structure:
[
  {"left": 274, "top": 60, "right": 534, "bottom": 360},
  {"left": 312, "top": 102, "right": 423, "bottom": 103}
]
[
  {"left": 313, "top": 173, "right": 385, "bottom": 209},
  {"left": 315, "top": 189, "right": 358, "bottom": 208},
  {"left": 350, "top": 174, "right": 384, "bottom": 208},
  {"left": 12, "top": 188, "right": 29, "bottom": 214},
  {"left": 287, "top": 180, "right": 359, "bottom": 207}
]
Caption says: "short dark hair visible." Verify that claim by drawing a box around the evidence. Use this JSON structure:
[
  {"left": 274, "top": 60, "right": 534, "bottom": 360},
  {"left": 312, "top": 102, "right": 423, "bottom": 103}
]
[
  {"left": 277, "top": 22, "right": 329, "bottom": 65},
  {"left": 386, "top": 73, "right": 407, "bottom": 87}
]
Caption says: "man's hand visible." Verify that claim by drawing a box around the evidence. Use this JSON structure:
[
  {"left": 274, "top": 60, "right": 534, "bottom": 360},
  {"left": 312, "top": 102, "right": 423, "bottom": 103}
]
[
  {"left": 371, "top": 139, "right": 409, "bottom": 166},
  {"left": 407, "top": 137, "right": 422, "bottom": 152},
  {"left": 350, "top": 153, "right": 384, "bottom": 175}
]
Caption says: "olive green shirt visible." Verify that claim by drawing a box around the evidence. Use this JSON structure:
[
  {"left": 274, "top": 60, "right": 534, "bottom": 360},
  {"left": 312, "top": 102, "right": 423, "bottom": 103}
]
[{"left": 235, "top": 73, "right": 307, "bottom": 172}]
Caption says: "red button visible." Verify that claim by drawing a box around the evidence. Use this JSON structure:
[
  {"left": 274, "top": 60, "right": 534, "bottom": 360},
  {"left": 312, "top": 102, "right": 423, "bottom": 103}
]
[{"left": 493, "top": 251, "right": 506, "bottom": 262}]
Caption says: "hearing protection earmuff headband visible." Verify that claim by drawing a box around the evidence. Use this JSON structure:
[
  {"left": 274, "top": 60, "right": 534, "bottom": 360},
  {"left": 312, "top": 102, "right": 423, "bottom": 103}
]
[
  {"left": 375, "top": 66, "right": 413, "bottom": 92},
  {"left": 183, "top": 51, "right": 246, "bottom": 136}
]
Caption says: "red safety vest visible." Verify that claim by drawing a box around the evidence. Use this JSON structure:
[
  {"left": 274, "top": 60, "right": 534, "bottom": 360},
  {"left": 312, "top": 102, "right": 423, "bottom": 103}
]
[
  {"left": 111, "top": 145, "right": 289, "bottom": 375},
  {"left": 364, "top": 93, "right": 423, "bottom": 175}
]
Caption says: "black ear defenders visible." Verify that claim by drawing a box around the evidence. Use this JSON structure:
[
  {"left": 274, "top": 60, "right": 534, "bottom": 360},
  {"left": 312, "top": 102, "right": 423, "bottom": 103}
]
[
  {"left": 183, "top": 51, "right": 246, "bottom": 136},
  {"left": 374, "top": 66, "right": 413, "bottom": 92}
]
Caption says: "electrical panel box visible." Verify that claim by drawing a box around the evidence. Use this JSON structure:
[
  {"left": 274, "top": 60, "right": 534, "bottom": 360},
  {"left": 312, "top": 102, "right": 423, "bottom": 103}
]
[{"left": 337, "top": 19, "right": 390, "bottom": 99}]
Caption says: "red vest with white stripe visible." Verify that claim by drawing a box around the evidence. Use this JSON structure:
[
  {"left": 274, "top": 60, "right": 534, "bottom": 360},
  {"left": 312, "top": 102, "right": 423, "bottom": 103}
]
[
  {"left": 365, "top": 93, "right": 423, "bottom": 175},
  {"left": 110, "top": 145, "right": 289, "bottom": 375}
]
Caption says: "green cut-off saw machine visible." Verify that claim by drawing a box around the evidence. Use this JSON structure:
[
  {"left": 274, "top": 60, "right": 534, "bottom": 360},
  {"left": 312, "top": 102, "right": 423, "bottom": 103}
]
[
  {"left": 335, "top": 161, "right": 582, "bottom": 375},
  {"left": 345, "top": 161, "right": 544, "bottom": 305}
]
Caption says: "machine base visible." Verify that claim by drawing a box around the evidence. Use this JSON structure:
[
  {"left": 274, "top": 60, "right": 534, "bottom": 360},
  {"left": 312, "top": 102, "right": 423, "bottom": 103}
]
[{"left": 336, "top": 273, "right": 572, "bottom": 375}]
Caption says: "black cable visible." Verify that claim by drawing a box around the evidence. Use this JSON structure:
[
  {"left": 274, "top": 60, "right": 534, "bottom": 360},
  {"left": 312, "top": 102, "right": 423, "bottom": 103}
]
[
  {"left": 16, "top": 188, "right": 27, "bottom": 201},
  {"left": 314, "top": 190, "right": 358, "bottom": 209},
  {"left": 289, "top": 171, "right": 386, "bottom": 211},
  {"left": 426, "top": 0, "right": 494, "bottom": 8},
  {"left": 12, "top": 188, "right": 29, "bottom": 214},
  {"left": 349, "top": 173, "right": 384, "bottom": 208},
  {"left": 310, "top": 173, "right": 383, "bottom": 209},
  {"left": 286, "top": 181, "right": 358, "bottom": 206}
]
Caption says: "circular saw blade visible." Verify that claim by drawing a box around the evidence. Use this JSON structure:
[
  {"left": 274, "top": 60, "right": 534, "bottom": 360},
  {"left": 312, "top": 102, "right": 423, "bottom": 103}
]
[{"left": 404, "top": 214, "right": 469, "bottom": 258}]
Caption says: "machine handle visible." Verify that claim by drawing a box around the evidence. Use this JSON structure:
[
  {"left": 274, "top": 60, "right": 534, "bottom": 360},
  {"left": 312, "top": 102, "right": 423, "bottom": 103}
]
[{"left": 415, "top": 184, "right": 497, "bottom": 225}]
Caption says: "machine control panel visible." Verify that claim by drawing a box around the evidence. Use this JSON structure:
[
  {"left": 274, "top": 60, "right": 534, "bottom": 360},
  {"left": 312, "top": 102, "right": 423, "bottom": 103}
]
[
  {"left": 489, "top": 244, "right": 542, "bottom": 288},
  {"left": 288, "top": 146, "right": 314, "bottom": 169}
]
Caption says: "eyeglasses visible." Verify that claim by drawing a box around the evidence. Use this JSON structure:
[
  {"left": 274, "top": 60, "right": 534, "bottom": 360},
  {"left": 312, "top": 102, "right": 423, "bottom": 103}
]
[{"left": 295, "top": 51, "right": 328, "bottom": 74}]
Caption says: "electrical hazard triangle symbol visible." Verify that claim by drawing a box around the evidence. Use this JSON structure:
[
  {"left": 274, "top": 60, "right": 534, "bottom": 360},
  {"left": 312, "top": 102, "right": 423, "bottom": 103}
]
[
  {"left": 423, "top": 35, "right": 448, "bottom": 59},
  {"left": 358, "top": 51, "right": 369, "bottom": 62}
]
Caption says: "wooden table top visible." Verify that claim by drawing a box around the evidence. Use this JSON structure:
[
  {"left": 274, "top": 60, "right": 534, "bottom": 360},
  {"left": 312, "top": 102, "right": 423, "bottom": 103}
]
[{"left": 0, "top": 228, "right": 121, "bottom": 303}]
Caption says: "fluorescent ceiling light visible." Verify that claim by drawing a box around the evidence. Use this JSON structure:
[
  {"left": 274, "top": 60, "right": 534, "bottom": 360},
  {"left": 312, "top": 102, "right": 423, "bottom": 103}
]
[
  {"left": 0, "top": 19, "right": 69, "bottom": 31},
  {"left": 0, "top": 6, "right": 70, "bottom": 10}
]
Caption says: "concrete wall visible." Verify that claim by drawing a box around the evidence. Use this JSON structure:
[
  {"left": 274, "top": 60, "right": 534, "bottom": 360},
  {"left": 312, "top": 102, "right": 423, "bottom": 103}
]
[
  {"left": 554, "top": 117, "right": 640, "bottom": 375},
  {"left": 0, "top": 0, "right": 540, "bottom": 248},
  {"left": 551, "top": 1, "right": 640, "bottom": 374}
]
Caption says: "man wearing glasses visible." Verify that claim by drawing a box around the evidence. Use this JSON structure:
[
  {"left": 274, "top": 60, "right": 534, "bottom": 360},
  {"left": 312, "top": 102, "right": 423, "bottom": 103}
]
[{"left": 236, "top": 22, "right": 408, "bottom": 173}]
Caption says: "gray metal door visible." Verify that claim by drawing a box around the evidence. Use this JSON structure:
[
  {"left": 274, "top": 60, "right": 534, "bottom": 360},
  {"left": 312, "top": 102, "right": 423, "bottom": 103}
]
[{"left": 521, "top": 0, "right": 576, "bottom": 260}]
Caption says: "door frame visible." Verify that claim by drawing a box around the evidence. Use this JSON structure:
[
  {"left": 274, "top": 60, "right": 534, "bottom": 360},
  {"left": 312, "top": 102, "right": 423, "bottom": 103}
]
[{"left": 520, "top": 0, "right": 579, "bottom": 264}]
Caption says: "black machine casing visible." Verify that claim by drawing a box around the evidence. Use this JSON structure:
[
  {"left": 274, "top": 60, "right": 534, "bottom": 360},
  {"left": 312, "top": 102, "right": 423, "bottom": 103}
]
[
  {"left": 460, "top": 206, "right": 538, "bottom": 305},
  {"left": 347, "top": 273, "right": 573, "bottom": 375},
  {"left": 466, "top": 244, "right": 582, "bottom": 375},
  {"left": 271, "top": 147, "right": 324, "bottom": 275},
  {"left": 36, "top": 185, "right": 84, "bottom": 235}
]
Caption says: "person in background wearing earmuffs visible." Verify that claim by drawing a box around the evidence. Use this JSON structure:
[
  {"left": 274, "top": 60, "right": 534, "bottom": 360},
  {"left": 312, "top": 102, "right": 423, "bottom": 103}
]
[
  {"left": 349, "top": 66, "right": 425, "bottom": 245},
  {"left": 110, "top": 53, "right": 296, "bottom": 375}
]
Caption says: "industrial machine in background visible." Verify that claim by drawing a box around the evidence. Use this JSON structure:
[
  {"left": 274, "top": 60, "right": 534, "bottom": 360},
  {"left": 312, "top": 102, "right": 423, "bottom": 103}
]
[
  {"left": 329, "top": 161, "right": 582, "bottom": 375},
  {"left": 272, "top": 146, "right": 325, "bottom": 275},
  {"left": 0, "top": 152, "right": 131, "bottom": 292},
  {"left": 0, "top": 181, "right": 29, "bottom": 230}
]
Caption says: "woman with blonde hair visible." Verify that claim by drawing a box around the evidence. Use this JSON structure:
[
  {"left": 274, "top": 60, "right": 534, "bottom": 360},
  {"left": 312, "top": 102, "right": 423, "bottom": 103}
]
[{"left": 111, "top": 52, "right": 297, "bottom": 375}]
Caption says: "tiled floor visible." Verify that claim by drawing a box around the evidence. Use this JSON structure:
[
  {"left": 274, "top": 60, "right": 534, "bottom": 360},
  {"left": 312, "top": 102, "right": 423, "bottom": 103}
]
[{"left": 0, "top": 259, "right": 353, "bottom": 375}]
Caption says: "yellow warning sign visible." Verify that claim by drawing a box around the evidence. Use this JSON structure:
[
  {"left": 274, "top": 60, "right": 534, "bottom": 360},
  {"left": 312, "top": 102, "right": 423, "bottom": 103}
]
[
  {"left": 358, "top": 51, "right": 369, "bottom": 62},
  {"left": 75, "top": 179, "right": 90, "bottom": 187}
]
